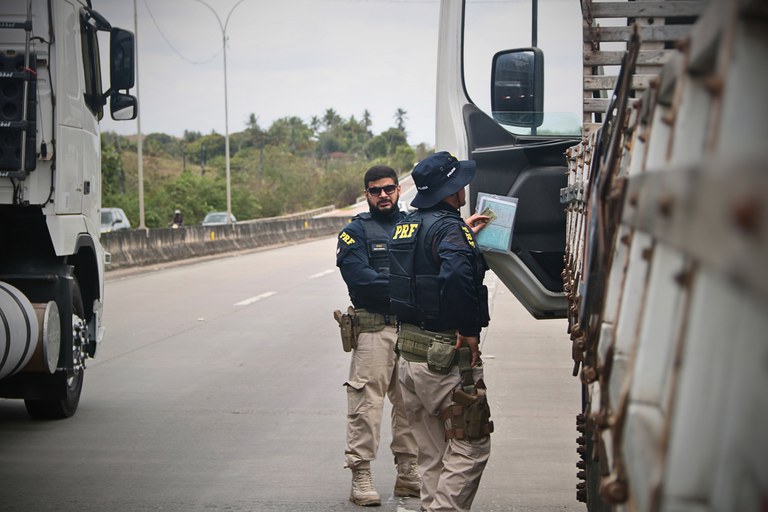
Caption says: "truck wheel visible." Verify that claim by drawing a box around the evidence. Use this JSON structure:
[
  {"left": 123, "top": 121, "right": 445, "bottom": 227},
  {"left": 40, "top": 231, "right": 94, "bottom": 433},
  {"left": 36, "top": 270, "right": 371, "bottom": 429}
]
[{"left": 24, "top": 280, "right": 86, "bottom": 419}]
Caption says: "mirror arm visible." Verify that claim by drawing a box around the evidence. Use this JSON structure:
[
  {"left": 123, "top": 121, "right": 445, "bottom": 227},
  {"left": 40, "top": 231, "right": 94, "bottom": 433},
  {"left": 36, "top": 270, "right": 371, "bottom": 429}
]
[{"left": 84, "top": 8, "right": 112, "bottom": 32}]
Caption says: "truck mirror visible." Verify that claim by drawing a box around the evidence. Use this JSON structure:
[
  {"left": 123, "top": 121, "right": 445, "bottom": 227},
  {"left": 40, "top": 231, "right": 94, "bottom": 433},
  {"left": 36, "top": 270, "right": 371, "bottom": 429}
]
[
  {"left": 491, "top": 48, "right": 544, "bottom": 128},
  {"left": 110, "top": 93, "right": 137, "bottom": 121},
  {"left": 110, "top": 28, "right": 135, "bottom": 91}
]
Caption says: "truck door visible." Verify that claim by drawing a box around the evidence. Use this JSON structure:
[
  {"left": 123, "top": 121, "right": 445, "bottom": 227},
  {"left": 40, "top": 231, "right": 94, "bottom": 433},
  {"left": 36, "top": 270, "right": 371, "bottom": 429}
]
[{"left": 436, "top": 0, "right": 582, "bottom": 319}]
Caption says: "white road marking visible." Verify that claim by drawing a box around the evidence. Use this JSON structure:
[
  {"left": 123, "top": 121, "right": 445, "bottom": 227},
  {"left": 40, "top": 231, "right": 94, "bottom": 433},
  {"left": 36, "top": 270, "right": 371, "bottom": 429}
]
[
  {"left": 309, "top": 269, "right": 335, "bottom": 279},
  {"left": 234, "top": 291, "right": 276, "bottom": 306}
]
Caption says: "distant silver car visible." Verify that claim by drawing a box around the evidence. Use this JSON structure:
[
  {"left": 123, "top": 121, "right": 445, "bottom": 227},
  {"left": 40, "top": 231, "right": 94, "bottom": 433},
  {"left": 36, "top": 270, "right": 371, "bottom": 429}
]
[
  {"left": 100, "top": 207, "right": 131, "bottom": 233},
  {"left": 201, "top": 211, "right": 237, "bottom": 226}
]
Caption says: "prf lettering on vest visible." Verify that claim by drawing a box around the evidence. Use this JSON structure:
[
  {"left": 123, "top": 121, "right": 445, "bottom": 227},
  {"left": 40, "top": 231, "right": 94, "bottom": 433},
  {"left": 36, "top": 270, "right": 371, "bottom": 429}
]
[
  {"left": 393, "top": 223, "right": 419, "bottom": 240},
  {"left": 461, "top": 226, "right": 476, "bottom": 247},
  {"left": 339, "top": 231, "right": 356, "bottom": 245}
]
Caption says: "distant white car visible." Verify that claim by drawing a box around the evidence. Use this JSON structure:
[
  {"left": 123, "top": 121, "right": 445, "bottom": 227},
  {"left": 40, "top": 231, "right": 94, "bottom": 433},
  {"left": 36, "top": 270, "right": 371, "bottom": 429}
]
[
  {"left": 201, "top": 211, "right": 237, "bottom": 226},
  {"left": 100, "top": 207, "right": 131, "bottom": 233}
]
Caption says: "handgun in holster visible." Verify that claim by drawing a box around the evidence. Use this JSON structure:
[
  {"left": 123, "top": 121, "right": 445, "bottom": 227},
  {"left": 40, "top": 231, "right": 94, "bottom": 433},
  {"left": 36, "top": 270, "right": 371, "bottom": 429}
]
[
  {"left": 333, "top": 306, "right": 360, "bottom": 352},
  {"left": 441, "top": 347, "right": 494, "bottom": 440}
]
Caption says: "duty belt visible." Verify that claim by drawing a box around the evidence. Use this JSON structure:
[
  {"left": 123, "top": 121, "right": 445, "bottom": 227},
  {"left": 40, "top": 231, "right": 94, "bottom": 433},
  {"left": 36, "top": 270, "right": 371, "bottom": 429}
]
[
  {"left": 397, "top": 323, "right": 456, "bottom": 363},
  {"left": 355, "top": 309, "right": 397, "bottom": 332}
]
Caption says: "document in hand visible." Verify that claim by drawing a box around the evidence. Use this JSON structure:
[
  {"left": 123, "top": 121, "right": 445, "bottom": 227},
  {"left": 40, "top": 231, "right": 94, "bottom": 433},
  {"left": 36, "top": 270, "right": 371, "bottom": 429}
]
[{"left": 475, "top": 193, "right": 518, "bottom": 252}]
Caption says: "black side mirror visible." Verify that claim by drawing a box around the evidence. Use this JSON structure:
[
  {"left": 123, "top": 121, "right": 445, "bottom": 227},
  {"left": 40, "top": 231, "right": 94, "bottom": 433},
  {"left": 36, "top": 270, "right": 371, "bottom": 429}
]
[
  {"left": 110, "top": 28, "right": 135, "bottom": 91},
  {"left": 110, "top": 93, "right": 137, "bottom": 121},
  {"left": 491, "top": 48, "right": 544, "bottom": 128}
]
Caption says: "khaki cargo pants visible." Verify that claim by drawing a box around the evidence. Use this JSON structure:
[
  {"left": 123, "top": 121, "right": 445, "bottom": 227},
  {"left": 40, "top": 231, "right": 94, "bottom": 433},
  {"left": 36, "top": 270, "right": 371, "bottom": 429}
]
[
  {"left": 344, "top": 322, "right": 418, "bottom": 469},
  {"left": 398, "top": 358, "right": 491, "bottom": 512}
]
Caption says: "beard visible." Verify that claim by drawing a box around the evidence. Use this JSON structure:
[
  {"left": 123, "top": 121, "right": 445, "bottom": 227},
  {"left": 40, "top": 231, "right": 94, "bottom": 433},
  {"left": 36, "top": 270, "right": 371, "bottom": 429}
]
[{"left": 368, "top": 196, "right": 398, "bottom": 216}]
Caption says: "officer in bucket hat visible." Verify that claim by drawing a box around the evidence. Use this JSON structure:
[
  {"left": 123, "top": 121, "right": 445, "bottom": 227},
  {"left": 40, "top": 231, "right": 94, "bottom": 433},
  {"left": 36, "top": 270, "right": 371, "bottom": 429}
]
[{"left": 389, "top": 151, "right": 493, "bottom": 511}]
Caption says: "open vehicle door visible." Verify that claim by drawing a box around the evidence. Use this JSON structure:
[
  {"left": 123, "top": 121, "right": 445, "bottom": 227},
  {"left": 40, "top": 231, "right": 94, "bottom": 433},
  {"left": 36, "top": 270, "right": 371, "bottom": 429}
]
[{"left": 435, "top": 0, "right": 582, "bottom": 318}]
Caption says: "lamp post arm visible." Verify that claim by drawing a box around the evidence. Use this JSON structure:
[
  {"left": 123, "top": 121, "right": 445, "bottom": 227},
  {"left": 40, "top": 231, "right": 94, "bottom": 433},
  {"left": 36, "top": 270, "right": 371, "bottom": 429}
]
[
  {"left": 224, "top": 0, "right": 248, "bottom": 33},
  {"left": 190, "top": 0, "right": 224, "bottom": 32}
]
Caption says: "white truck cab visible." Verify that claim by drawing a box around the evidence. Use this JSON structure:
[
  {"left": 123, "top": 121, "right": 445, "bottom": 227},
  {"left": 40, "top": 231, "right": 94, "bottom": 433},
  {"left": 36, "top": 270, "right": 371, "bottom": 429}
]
[{"left": 0, "top": 0, "right": 136, "bottom": 418}]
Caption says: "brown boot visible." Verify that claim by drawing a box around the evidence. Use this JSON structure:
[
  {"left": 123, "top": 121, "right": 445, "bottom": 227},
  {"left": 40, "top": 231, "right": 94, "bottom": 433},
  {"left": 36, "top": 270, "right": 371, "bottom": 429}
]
[
  {"left": 394, "top": 460, "right": 421, "bottom": 498},
  {"left": 350, "top": 468, "right": 381, "bottom": 506}
]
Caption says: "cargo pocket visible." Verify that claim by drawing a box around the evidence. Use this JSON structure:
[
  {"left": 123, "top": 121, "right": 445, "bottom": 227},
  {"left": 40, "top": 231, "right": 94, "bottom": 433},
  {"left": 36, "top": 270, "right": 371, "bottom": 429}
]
[{"left": 344, "top": 380, "right": 369, "bottom": 416}]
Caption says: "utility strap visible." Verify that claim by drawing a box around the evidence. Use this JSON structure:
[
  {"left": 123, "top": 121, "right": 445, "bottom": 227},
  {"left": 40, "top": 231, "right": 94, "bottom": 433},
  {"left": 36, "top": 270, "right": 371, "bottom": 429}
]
[{"left": 457, "top": 346, "right": 475, "bottom": 393}]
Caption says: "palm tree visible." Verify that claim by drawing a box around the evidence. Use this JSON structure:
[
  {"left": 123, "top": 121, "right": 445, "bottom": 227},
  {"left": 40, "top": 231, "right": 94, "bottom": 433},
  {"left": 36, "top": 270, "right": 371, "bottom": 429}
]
[
  {"left": 394, "top": 108, "right": 408, "bottom": 132},
  {"left": 310, "top": 116, "right": 321, "bottom": 137},
  {"left": 323, "top": 108, "right": 341, "bottom": 129},
  {"left": 246, "top": 112, "right": 259, "bottom": 132}
]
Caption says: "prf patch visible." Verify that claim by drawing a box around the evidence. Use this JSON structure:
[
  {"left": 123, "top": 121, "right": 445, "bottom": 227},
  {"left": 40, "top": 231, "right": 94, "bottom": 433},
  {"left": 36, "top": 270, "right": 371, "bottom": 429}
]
[
  {"left": 461, "top": 226, "right": 476, "bottom": 248},
  {"left": 392, "top": 223, "right": 419, "bottom": 240},
  {"left": 339, "top": 231, "right": 356, "bottom": 245}
]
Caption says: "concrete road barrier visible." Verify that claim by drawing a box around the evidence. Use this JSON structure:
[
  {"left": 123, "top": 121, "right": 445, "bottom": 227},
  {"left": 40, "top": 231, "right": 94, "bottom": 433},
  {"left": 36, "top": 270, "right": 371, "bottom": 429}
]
[{"left": 101, "top": 215, "right": 350, "bottom": 271}]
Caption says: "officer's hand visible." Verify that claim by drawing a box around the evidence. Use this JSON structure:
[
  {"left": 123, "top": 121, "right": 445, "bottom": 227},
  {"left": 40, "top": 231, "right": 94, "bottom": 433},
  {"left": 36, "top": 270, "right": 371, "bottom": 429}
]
[
  {"left": 465, "top": 213, "right": 490, "bottom": 234},
  {"left": 456, "top": 334, "right": 480, "bottom": 367}
]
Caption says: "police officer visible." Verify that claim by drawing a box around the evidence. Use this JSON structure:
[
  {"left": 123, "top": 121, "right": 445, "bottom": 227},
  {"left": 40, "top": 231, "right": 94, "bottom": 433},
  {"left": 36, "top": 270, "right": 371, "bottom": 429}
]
[
  {"left": 336, "top": 165, "right": 420, "bottom": 507},
  {"left": 389, "top": 152, "right": 492, "bottom": 512}
]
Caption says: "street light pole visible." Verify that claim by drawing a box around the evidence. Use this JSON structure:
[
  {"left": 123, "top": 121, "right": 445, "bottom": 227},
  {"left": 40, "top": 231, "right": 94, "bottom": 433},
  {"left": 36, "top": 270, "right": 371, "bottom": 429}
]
[
  {"left": 191, "top": 0, "right": 247, "bottom": 225},
  {"left": 134, "top": 0, "right": 146, "bottom": 229}
]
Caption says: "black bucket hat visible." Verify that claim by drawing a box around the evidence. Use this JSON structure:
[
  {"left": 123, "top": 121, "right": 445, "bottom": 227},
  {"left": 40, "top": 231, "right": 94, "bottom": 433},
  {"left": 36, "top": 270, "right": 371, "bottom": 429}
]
[{"left": 410, "top": 151, "right": 477, "bottom": 209}]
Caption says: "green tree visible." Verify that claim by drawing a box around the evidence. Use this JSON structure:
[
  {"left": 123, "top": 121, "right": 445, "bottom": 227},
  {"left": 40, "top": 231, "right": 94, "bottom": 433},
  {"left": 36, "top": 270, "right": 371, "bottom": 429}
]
[
  {"left": 101, "top": 137, "right": 125, "bottom": 197},
  {"left": 364, "top": 128, "right": 407, "bottom": 159}
]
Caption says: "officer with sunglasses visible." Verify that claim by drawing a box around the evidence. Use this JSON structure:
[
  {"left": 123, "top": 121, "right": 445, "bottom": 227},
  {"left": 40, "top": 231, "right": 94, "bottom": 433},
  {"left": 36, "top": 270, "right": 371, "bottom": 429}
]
[{"left": 336, "top": 165, "right": 420, "bottom": 507}]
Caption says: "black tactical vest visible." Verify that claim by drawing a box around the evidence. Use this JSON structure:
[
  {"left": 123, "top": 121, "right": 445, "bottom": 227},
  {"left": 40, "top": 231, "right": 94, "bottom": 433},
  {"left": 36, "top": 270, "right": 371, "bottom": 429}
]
[
  {"left": 389, "top": 209, "right": 489, "bottom": 331},
  {"left": 354, "top": 212, "right": 392, "bottom": 273}
]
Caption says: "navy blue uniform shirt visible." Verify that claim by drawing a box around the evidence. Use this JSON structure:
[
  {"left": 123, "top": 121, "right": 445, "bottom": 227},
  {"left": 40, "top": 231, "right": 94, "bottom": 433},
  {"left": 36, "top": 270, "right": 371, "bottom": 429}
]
[
  {"left": 422, "top": 204, "right": 488, "bottom": 337},
  {"left": 336, "top": 208, "right": 405, "bottom": 313}
]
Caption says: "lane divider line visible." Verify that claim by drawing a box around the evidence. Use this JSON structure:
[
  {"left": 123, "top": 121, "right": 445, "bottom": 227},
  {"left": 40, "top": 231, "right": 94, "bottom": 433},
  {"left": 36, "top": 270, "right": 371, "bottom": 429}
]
[
  {"left": 234, "top": 291, "right": 276, "bottom": 307},
  {"left": 309, "top": 269, "right": 335, "bottom": 279}
]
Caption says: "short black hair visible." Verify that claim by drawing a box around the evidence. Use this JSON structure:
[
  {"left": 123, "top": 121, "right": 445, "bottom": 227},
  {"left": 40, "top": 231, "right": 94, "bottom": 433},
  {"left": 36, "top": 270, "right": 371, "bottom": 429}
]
[{"left": 364, "top": 165, "right": 398, "bottom": 189}]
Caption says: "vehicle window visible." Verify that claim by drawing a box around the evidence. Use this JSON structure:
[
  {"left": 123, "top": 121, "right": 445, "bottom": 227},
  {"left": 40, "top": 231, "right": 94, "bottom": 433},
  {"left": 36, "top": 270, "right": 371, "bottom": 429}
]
[
  {"left": 463, "top": 0, "right": 583, "bottom": 136},
  {"left": 101, "top": 211, "right": 113, "bottom": 224},
  {"left": 80, "top": 10, "right": 104, "bottom": 119}
]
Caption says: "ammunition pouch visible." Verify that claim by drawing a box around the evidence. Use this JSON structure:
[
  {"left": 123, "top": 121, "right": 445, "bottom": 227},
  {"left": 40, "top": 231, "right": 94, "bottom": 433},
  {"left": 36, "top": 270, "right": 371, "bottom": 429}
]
[
  {"left": 441, "top": 379, "right": 494, "bottom": 441},
  {"left": 397, "top": 323, "right": 457, "bottom": 371},
  {"left": 333, "top": 306, "right": 360, "bottom": 352},
  {"left": 427, "top": 342, "right": 456, "bottom": 374}
]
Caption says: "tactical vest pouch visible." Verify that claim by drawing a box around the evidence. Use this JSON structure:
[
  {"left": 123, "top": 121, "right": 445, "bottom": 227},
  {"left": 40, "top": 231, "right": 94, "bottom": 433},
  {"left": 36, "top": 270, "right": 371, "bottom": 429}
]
[
  {"left": 333, "top": 306, "right": 360, "bottom": 352},
  {"left": 427, "top": 341, "right": 456, "bottom": 374},
  {"left": 441, "top": 379, "right": 494, "bottom": 441}
]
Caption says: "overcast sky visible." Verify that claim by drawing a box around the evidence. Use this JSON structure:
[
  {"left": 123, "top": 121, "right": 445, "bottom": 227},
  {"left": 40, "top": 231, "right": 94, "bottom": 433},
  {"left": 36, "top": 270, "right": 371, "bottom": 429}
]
[
  {"left": 95, "top": 0, "right": 583, "bottom": 147},
  {"left": 96, "top": 0, "right": 442, "bottom": 146}
]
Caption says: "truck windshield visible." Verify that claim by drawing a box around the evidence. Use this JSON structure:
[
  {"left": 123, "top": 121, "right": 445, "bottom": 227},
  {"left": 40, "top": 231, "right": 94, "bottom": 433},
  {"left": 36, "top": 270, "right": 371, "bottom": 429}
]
[{"left": 463, "top": 0, "right": 583, "bottom": 136}]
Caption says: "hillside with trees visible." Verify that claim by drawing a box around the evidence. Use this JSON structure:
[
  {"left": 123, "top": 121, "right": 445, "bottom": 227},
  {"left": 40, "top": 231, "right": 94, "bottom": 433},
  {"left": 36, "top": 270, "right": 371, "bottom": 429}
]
[{"left": 101, "top": 108, "right": 432, "bottom": 228}]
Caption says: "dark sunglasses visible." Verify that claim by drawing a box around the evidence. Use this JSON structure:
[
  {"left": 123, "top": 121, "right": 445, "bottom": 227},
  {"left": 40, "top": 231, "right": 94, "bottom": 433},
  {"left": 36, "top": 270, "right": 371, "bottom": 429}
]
[{"left": 367, "top": 184, "right": 397, "bottom": 196}]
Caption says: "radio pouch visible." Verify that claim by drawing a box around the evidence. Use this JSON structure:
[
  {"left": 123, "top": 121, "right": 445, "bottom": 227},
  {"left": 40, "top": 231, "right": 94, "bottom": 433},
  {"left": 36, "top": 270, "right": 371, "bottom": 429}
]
[{"left": 427, "top": 341, "right": 456, "bottom": 374}]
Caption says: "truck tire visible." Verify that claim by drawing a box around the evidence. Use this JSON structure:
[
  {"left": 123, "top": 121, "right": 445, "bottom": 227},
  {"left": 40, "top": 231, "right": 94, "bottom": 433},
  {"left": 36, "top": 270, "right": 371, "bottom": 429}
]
[{"left": 24, "top": 280, "right": 85, "bottom": 419}]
